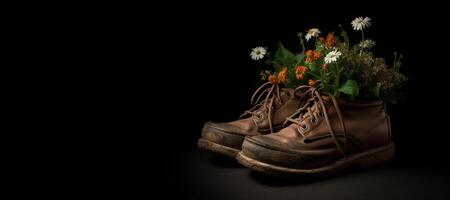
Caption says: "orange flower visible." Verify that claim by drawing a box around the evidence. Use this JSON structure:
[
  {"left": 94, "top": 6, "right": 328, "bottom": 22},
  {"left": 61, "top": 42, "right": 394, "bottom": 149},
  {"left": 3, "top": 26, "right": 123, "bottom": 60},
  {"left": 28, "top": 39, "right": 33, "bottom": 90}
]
[
  {"left": 296, "top": 66, "right": 308, "bottom": 73},
  {"left": 313, "top": 51, "right": 321, "bottom": 60},
  {"left": 325, "top": 32, "right": 336, "bottom": 48},
  {"left": 295, "top": 66, "right": 308, "bottom": 80},
  {"left": 277, "top": 67, "right": 288, "bottom": 83},
  {"left": 306, "top": 50, "right": 321, "bottom": 63},
  {"left": 308, "top": 79, "right": 317, "bottom": 87},
  {"left": 306, "top": 50, "right": 313, "bottom": 63},
  {"left": 322, "top": 64, "right": 329, "bottom": 71},
  {"left": 268, "top": 75, "right": 278, "bottom": 84}
]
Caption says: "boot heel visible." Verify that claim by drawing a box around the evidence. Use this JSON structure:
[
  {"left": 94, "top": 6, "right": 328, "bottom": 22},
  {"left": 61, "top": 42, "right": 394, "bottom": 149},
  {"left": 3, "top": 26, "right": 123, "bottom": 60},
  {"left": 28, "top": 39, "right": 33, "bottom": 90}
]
[{"left": 358, "top": 143, "right": 395, "bottom": 168}]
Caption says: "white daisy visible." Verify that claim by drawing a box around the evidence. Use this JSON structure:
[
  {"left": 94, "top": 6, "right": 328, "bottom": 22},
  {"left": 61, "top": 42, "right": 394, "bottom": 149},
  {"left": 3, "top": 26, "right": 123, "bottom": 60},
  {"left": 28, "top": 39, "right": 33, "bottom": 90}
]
[
  {"left": 324, "top": 50, "right": 342, "bottom": 64},
  {"left": 250, "top": 47, "right": 267, "bottom": 60},
  {"left": 351, "top": 17, "right": 372, "bottom": 31},
  {"left": 305, "top": 28, "right": 321, "bottom": 41},
  {"left": 359, "top": 39, "right": 376, "bottom": 49}
]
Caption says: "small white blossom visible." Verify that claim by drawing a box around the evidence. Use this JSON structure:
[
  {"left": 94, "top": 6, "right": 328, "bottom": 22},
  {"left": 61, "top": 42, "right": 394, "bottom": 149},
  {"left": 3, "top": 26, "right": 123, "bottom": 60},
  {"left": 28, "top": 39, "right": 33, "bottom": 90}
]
[
  {"left": 250, "top": 47, "right": 267, "bottom": 60},
  {"left": 351, "top": 17, "right": 372, "bottom": 31},
  {"left": 305, "top": 28, "right": 321, "bottom": 41},
  {"left": 359, "top": 39, "right": 376, "bottom": 49},
  {"left": 324, "top": 50, "right": 342, "bottom": 64}
]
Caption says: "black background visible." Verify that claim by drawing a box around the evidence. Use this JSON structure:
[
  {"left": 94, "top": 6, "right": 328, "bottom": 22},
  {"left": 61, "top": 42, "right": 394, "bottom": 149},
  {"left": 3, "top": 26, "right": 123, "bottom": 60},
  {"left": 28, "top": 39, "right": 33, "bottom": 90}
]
[
  {"left": 16, "top": 2, "right": 450, "bottom": 199},
  {"left": 144, "top": 3, "right": 450, "bottom": 200}
]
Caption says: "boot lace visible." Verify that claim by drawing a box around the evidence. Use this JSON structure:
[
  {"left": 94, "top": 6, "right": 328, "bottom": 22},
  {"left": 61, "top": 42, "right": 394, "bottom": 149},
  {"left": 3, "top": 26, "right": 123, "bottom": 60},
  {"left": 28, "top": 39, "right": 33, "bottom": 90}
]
[
  {"left": 239, "top": 82, "right": 284, "bottom": 133},
  {"left": 283, "top": 85, "right": 348, "bottom": 157}
]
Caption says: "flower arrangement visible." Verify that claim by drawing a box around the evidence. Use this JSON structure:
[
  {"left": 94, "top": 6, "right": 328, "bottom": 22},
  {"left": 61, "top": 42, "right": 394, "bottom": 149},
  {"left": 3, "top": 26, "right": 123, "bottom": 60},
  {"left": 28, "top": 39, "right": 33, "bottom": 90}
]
[{"left": 251, "top": 17, "right": 407, "bottom": 103}]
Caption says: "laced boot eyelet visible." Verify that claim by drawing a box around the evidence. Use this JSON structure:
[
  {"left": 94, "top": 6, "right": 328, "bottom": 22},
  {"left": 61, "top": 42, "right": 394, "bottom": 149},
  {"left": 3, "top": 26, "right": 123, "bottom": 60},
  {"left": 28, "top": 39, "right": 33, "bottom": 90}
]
[{"left": 300, "top": 123, "right": 308, "bottom": 130}]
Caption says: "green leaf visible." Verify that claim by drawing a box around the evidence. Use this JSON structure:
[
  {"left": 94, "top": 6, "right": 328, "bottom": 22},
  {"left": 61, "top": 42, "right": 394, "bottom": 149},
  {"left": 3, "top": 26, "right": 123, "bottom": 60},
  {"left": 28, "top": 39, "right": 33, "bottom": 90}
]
[
  {"left": 315, "top": 45, "right": 325, "bottom": 52},
  {"left": 339, "top": 80, "right": 359, "bottom": 97},
  {"left": 295, "top": 53, "right": 305, "bottom": 64},
  {"left": 384, "top": 96, "right": 397, "bottom": 104},
  {"left": 273, "top": 42, "right": 297, "bottom": 70},
  {"left": 370, "top": 85, "right": 380, "bottom": 97},
  {"left": 308, "top": 62, "right": 320, "bottom": 73}
]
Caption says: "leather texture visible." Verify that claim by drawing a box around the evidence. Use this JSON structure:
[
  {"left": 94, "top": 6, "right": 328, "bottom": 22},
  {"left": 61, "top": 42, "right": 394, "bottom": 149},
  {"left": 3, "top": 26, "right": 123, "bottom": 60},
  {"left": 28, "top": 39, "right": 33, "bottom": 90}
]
[
  {"left": 241, "top": 98, "right": 392, "bottom": 169},
  {"left": 201, "top": 87, "right": 302, "bottom": 150}
]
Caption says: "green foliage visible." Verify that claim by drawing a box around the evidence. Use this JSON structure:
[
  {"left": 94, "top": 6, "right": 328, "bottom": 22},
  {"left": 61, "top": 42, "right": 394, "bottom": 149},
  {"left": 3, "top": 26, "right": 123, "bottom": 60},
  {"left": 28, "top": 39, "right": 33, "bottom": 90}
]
[
  {"left": 273, "top": 43, "right": 297, "bottom": 71},
  {"left": 307, "top": 62, "right": 320, "bottom": 73},
  {"left": 295, "top": 54, "right": 305, "bottom": 65},
  {"left": 339, "top": 80, "right": 359, "bottom": 97},
  {"left": 370, "top": 84, "right": 380, "bottom": 98}
]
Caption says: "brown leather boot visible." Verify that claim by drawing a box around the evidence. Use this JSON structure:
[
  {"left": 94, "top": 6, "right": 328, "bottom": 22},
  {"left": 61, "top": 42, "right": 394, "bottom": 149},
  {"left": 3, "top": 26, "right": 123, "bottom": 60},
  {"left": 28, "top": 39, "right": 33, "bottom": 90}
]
[
  {"left": 237, "top": 87, "right": 394, "bottom": 177},
  {"left": 198, "top": 82, "right": 303, "bottom": 157}
]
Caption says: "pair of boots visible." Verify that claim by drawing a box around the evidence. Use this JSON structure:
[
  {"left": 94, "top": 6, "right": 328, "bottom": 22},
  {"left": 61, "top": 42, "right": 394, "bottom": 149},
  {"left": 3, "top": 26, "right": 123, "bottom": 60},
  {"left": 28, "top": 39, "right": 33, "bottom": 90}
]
[{"left": 198, "top": 82, "right": 394, "bottom": 178}]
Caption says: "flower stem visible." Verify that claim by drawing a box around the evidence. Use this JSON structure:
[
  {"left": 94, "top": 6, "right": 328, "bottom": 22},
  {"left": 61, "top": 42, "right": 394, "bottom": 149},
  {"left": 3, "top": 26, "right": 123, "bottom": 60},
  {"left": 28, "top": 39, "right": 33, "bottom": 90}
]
[
  {"left": 298, "top": 32, "right": 306, "bottom": 54},
  {"left": 334, "top": 63, "right": 340, "bottom": 97},
  {"left": 310, "top": 72, "right": 321, "bottom": 79},
  {"left": 339, "top": 25, "right": 350, "bottom": 47},
  {"left": 362, "top": 30, "right": 365, "bottom": 42},
  {"left": 359, "top": 30, "right": 365, "bottom": 56},
  {"left": 393, "top": 52, "right": 397, "bottom": 70},
  {"left": 320, "top": 67, "right": 326, "bottom": 92}
]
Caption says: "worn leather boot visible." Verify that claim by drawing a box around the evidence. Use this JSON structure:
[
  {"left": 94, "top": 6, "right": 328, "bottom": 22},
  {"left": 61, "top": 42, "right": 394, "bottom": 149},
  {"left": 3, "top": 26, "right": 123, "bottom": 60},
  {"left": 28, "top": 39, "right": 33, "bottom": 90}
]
[
  {"left": 237, "top": 86, "right": 394, "bottom": 177},
  {"left": 198, "top": 82, "right": 304, "bottom": 157}
]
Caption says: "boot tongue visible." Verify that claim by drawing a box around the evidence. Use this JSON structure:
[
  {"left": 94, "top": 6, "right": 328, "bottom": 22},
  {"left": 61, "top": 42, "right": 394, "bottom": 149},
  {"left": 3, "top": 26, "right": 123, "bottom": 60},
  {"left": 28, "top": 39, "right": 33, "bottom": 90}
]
[
  {"left": 273, "top": 88, "right": 293, "bottom": 109},
  {"left": 253, "top": 88, "right": 294, "bottom": 129},
  {"left": 296, "top": 98, "right": 331, "bottom": 122},
  {"left": 255, "top": 88, "right": 293, "bottom": 115}
]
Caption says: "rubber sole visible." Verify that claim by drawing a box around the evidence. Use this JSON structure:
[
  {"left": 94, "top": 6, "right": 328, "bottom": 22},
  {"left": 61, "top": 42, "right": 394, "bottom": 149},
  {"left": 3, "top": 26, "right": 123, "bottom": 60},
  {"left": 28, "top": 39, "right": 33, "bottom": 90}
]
[
  {"left": 198, "top": 138, "right": 240, "bottom": 158},
  {"left": 236, "top": 142, "right": 395, "bottom": 178}
]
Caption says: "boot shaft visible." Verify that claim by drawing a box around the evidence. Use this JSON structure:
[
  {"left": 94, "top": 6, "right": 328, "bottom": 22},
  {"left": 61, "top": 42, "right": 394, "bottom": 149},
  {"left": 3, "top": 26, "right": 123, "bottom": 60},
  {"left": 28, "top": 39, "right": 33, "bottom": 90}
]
[{"left": 300, "top": 99, "right": 391, "bottom": 150}]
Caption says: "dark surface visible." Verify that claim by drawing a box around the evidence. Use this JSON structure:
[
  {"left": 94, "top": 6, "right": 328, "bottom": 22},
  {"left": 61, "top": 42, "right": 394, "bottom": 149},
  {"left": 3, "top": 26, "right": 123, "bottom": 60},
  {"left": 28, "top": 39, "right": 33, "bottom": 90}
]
[{"left": 168, "top": 149, "right": 450, "bottom": 200}]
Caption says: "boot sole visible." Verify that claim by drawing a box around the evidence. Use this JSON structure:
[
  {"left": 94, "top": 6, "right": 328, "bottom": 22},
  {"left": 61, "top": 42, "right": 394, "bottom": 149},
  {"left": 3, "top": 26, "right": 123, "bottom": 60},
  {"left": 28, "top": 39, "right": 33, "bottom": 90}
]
[
  {"left": 236, "top": 142, "right": 395, "bottom": 178},
  {"left": 198, "top": 138, "right": 240, "bottom": 158}
]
